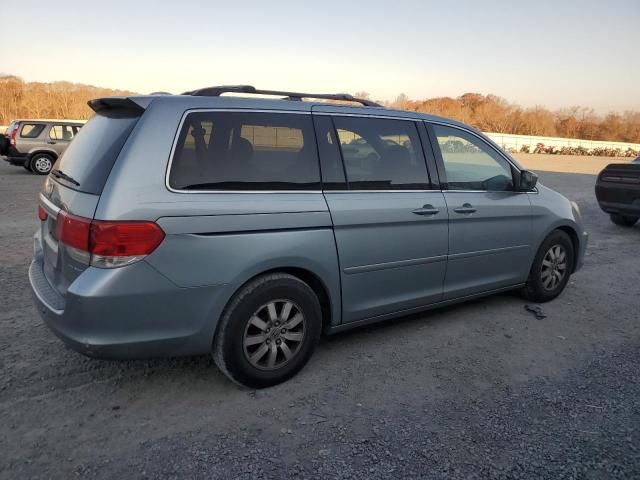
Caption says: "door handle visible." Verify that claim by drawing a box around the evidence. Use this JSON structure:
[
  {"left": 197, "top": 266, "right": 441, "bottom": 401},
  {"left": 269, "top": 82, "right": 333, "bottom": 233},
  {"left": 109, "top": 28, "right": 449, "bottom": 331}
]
[
  {"left": 47, "top": 141, "right": 56, "bottom": 145},
  {"left": 412, "top": 204, "right": 439, "bottom": 216},
  {"left": 453, "top": 203, "right": 477, "bottom": 214}
]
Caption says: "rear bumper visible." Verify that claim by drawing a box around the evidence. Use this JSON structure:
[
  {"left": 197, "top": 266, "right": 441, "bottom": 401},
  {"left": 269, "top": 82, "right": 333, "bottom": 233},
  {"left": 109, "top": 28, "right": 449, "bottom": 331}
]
[
  {"left": 2, "top": 155, "right": 27, "bottom": 166},
  {"left": 29, "top": 234, "right": 229, "bottom": 359},
  {"left": 595, "top": 184, "right": 640, "bottom": 216},
  {"left": 597, "top": 200, "right": 640, "bottom": 217}
]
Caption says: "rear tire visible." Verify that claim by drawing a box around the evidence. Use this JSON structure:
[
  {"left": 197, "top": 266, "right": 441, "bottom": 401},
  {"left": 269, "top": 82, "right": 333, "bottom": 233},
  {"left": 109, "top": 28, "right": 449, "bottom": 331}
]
[
  {"left": 522, "top": 230, "right": 574, "bottom": 303},
  {"left": 30, "top": 153, "right": 54, "bottom": 175},
  {"left": 213, "top": 273, "right": 322, "bottom": 388},
  {"left": 610, "top": 213, "right": 638, "bottom": 227}
]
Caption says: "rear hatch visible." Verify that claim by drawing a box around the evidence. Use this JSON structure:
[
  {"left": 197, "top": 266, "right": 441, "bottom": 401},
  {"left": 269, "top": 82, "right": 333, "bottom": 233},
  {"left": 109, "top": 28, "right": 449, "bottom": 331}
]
[
  {"left": 597, "top": 163, "right": 640, "bottom": 186},
  {"left": 595, "top": 162, "right": 640, "bottom": 204},
  {"left": 38, "top": 99, "right": 144, "bottom": 297},
  {"left": 2, "top": 121, "right": 18, "bottom": 155}
]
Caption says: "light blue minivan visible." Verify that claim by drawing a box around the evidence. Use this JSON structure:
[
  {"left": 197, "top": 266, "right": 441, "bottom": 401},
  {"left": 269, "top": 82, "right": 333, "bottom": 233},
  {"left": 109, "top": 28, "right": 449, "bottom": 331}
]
[{"left": 30, "top": 86, "right": 588, "bottom": 387}]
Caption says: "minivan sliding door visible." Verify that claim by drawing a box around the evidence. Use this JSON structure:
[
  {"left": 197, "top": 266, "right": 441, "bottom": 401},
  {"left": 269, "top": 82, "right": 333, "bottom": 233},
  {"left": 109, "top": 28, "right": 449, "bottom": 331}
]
[{"left": 314, "top": 114, "right": 448, "bottom": 323}]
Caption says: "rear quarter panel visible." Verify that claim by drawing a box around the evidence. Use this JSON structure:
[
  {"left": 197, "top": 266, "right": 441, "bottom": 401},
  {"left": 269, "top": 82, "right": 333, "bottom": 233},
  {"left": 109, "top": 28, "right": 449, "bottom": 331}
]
[{"left": 95, "top": 99, "right": 342, "bottom": 334}]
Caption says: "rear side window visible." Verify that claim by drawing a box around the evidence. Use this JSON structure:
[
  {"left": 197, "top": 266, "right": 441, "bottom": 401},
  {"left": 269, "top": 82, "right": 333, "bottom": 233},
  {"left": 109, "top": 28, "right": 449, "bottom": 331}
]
[
  {"left": 54, "top": 111, "right": 139, "bottom": 194},
  {"left": 169, "top": 112, "right": 320, "bottom": 191},
  {"left": 333, "top": 116, "right": 429, "bottom": 190},
  {"left": 49, "top": 125, "right": 76, "bottom": 141},
  {"left": 20, "top": 124, "right": 46, "bottom": 138}
]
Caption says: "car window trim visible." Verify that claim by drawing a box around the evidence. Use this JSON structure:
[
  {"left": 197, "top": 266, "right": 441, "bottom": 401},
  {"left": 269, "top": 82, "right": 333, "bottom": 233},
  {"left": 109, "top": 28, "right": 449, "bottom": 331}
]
[
  {"left": 165, "top": 108, "right": 322, "bottom": 194},
  {"left": 322, "top": 189, "right": 439, "bottom": 194},
  {"left": 416, "top": 121, "right": 441, "bottom": 189},
  {"left": 313, "top": 112, "right": 423, "bottom": 122},
  {"left": 426, "top": 121, "right": 522, "bottom": 193},
  {"left": 311, "top": 115, "right": 349, "bottom": 190}
]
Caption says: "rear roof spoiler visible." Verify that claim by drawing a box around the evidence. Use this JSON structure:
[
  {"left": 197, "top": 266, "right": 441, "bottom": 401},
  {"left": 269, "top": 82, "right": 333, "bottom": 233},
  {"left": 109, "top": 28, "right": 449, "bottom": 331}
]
[{"left": 87, "top": 97, "right": 147, "bottom": 115}]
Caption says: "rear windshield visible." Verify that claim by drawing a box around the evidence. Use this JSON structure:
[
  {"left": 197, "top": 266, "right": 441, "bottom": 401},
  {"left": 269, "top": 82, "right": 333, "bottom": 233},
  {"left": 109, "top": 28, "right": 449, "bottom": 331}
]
[{"left": 53, "top": 110, "right": 139, "bottom": 194}]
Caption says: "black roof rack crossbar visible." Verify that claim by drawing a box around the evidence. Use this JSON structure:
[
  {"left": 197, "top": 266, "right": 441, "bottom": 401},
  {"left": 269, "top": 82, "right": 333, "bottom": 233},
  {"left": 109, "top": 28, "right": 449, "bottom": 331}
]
[{"left": 180, "top": 85, "right": 383, "bottom": 107}]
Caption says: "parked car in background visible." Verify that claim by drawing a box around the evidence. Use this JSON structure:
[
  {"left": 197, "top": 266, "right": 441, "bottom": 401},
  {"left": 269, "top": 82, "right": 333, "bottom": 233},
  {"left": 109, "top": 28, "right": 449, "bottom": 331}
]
[
  {"left": 595, "top": 156, "right": 640, "bottom": 227},
  {"left": 30, "top": 86, "right": 588, "bottom": 388},
  {"left": 1, "top": 119, "right": 85, "bottom": 174}
]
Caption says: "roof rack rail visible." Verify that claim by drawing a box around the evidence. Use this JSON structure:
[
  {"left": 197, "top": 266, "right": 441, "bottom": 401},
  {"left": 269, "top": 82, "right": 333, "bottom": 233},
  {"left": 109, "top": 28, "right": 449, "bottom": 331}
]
[{"left": 180, "top": 85, "right": 383, "bottom": 107}]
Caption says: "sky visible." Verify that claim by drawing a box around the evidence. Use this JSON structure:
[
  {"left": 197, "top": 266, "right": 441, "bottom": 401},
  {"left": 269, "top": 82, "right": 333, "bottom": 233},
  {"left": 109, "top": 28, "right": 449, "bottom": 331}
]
[{"left": 3, "top": 0, "right": 640, "bottom": 113}]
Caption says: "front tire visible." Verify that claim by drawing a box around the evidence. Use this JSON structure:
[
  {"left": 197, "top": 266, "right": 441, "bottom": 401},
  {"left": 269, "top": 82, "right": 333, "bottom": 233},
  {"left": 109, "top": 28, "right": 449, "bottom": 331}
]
[
  {"left": 213, "top": 273, "right": 322, "bottom": 388},
  {"left": 522, "top": 230, "right": 574, "bottom": 303},
  {"left": 30, "top": 153, "right": 55, "bottom": 175},
  {"left": 610, "top": 213, "right": 638, "bottom": 227}
]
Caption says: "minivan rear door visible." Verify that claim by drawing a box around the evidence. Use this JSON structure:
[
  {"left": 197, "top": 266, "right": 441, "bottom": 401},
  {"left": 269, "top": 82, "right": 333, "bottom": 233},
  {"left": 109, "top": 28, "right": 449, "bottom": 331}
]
[
  {"left": 37, "top": 101, "right": 143, "bottom": 297},
  {"left": 313, "top": 111, "right": 448, "bottom": 323}
]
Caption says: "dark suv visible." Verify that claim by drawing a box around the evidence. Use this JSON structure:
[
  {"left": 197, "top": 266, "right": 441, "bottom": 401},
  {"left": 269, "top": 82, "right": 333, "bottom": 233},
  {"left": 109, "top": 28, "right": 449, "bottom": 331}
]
[
  {"left": 595, "top": 156, "right": 640, "bottom": 226},
  {"left": 1, "top": 119, "right": 84, "bottom": 174}
]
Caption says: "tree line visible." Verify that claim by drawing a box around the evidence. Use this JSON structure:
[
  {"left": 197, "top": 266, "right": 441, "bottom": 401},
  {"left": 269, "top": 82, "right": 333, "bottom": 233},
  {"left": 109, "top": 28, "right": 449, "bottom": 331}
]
[
  {"left": 0, "top": 75, "right": 134, "bottom": 125},
  {"left": 361, "top": 92, "right": 640, "bottom": 144},
  {"left": 1, "top": 75, "right": 638, "bottom": 144}
]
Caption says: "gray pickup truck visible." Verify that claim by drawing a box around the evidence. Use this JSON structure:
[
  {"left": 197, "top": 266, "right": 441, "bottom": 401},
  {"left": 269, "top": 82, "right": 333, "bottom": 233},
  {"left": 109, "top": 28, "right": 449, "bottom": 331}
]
[{"left": 1, "top": 119, "right": 85, "bottom": 174}]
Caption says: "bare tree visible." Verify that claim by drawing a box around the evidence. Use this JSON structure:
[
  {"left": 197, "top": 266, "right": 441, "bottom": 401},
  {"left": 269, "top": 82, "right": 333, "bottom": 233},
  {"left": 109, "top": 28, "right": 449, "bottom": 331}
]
[
  {"left": 1, "top": 74, "right": 639, "bottom": 143},
  {"left": 0, "top": 75, "right": 136, "bottom": 125}
]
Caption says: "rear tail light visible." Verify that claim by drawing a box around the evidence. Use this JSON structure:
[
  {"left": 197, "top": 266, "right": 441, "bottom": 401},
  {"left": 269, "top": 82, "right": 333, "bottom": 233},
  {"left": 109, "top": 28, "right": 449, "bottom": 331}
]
[
  {"left": 9, "top": 125, "right": 18, "bottom": 146},
  {"left": 54, "top": 210, "right": 165, "bottom": 268},
  {"left": 56, "top": 211, "right": 91, "bottom": 251},
  {"left": 38, "top": 206, "right": 48, "bottom": 221},
  {"left": 90, "top": 220, "right": 165, "bottom": 267}
]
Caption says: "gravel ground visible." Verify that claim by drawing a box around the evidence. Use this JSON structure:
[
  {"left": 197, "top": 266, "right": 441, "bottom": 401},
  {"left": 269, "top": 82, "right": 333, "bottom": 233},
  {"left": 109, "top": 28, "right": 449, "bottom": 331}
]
[{"left": 1, "top": 157, "right": 639, "bottom": 479}]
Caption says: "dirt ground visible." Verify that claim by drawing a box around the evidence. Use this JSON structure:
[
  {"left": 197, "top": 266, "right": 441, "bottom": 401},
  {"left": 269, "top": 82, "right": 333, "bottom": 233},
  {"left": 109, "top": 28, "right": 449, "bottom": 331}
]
[
  {"left": 0, "top": 156, "right": 638, "bottom": 479},
  {"left": 513, "top": 153, "right": 634, "bottom": 174}
]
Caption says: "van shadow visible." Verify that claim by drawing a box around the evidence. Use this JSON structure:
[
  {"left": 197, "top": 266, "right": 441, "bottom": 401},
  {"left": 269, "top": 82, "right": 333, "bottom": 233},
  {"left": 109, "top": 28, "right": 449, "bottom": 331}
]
[
  {"left": 320, "top": 291, "right": 522, "bottom": 346},
  {"left": 74, "top": 291, "right": 523, "bottom": 393}
]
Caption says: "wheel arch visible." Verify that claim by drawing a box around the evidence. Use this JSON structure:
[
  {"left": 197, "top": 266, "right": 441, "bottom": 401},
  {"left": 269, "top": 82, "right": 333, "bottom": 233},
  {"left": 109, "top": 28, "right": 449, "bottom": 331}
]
[
  {"left": 28, "top": 150, "right": 58, "bottom": 161},
  {"left": 535, "top": 224, "right": 580, "bottom": 274},
  {"left": 556, "top": 225, "right": 580, "bottom": 273},
  {"left": 217, "top": 266, "right": 336, "bottom": 339}
]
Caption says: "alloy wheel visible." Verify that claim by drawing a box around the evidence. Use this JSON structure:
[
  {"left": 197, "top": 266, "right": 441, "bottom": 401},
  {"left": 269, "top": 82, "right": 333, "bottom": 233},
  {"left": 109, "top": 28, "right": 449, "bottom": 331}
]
[
  {"left": 243, "top": 299, "right": 306, "bottom": 370},
  {"left": 541, "top": 244, "right": 568, "bottom": 291}
]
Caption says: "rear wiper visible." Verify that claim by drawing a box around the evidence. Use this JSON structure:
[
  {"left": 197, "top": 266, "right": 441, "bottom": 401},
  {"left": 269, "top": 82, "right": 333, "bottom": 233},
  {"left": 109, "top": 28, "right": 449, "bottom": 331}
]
[{"left": 51, "top": 169, "right": 80, "bottom": 187}]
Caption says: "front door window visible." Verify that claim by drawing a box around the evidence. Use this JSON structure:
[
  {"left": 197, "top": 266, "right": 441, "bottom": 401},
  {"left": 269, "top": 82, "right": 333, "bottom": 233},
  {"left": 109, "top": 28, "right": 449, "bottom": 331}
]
[{"left": 433, "top": 124, "right": 514, "bottom": 191}]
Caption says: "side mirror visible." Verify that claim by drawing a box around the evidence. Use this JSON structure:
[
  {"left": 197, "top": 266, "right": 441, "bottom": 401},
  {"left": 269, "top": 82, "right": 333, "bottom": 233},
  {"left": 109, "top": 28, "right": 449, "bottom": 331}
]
[{"left": 518, "top": 170, "right": 538, "bottom": 191}]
